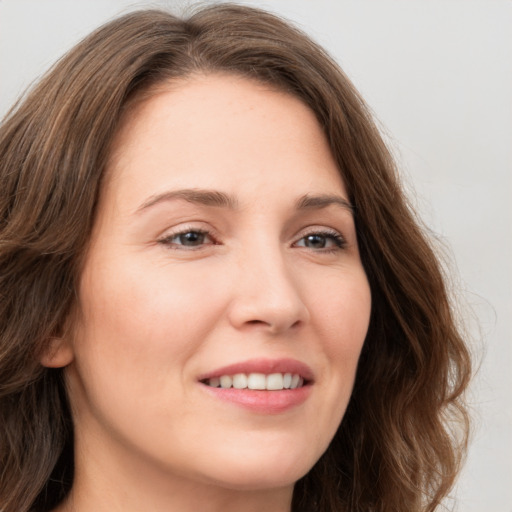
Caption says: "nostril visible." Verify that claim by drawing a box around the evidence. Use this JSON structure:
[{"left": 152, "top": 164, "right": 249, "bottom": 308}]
[{"left": 243, "top": 318, "right": 303, "bottom": 332}]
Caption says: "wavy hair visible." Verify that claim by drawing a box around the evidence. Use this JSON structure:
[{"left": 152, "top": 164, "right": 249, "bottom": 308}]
[{"left": 0, "top": 4, "right": 470, "bottom": 511}]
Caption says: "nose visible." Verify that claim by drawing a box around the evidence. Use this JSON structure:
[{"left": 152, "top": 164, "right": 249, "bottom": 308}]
[{"left": 226, "top": 246, "right": 310, "bottom": 334}]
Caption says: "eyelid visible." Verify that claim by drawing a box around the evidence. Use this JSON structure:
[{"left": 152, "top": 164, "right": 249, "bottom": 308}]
[
  {"left": 157, "top": 224, "right": 218, "bottom": 249},
  {"left": 293, "top": 226, "right": 347, "bottom": 250},
  {"left": 155, "top": 223, "right": 348, "bottom": 252}
]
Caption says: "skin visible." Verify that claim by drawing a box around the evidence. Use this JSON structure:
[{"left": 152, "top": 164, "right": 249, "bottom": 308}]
[{"left": 46, "top": 74, "right": 372, "bottom": 512}]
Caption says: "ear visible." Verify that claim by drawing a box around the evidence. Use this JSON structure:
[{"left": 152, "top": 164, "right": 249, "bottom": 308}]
[{"left": 40, "top": 337, "right": 74, "bottom": 368}]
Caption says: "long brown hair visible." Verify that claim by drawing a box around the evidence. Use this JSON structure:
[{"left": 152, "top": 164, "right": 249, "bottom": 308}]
[{"left": 0, "top": 5, "right": 471, "bottom": 511}]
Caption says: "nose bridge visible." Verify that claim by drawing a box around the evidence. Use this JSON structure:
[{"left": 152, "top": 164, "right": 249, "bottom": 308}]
[{"left": 228, "top": 236, "right": 309, "bottom": 333}]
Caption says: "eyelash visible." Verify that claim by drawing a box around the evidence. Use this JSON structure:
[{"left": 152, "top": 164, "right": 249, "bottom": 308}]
[
  {"left": 157, "top": 228, "right": 215, "bottom": 249},
  {"left": 295, "top": 228, "right": 347, "bottom": 252},
  {"left": 157, "top": 227, "right": 347, "bottom": 252}
]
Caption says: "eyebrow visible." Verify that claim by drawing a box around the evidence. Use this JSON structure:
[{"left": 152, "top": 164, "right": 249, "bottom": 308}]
[
  {"left": 295, "top": 193, "right": 354, "bottom": 213},
  {"left": 136, "top": 189, "right": 353, "bottom": 215},
  {"left": 136, "top": 189, "right": 239, "bottom": 213}
]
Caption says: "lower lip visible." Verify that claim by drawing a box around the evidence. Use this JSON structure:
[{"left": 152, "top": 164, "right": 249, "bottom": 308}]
[{"left": 201, "top": 384, "right": 312, "bottom": 414}]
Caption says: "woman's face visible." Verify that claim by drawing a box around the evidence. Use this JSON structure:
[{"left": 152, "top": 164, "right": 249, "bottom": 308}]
[{"left": 61, "top": 74, "right": 371, "bottom": 497}]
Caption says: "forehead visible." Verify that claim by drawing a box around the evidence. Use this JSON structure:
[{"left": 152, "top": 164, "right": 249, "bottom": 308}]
[{"left": 105, "top": 73, "right": 346, "bottom": 208}]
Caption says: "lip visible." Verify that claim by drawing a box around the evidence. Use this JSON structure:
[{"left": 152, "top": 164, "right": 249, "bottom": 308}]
[
  {"left": 197, "top": 357, "right": 314, "bottom": 382},
  {"left": 198, "top": 358, "right": 314, "bottom": 414}
]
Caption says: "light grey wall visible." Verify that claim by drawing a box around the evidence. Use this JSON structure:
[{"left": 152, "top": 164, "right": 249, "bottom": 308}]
[{"left": 1, "top": 1, "right": 510, "bottom": 510}]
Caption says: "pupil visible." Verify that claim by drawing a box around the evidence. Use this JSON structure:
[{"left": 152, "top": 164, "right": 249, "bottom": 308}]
[
  {"left": 180, "top": 232, "right": 204, "bottom": 246},
  {"left": 306, "top": 234, "right": 326, "bottom": 248}
]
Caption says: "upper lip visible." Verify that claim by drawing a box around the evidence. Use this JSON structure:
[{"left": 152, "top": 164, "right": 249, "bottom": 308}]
[{"left": 198, "top": 358, "right": 314, "bottom": 383}]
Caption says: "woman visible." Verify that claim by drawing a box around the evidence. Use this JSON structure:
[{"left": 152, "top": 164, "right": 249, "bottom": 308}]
[{"left": 0, "top": 4, "right": 471, "bottom": 512}]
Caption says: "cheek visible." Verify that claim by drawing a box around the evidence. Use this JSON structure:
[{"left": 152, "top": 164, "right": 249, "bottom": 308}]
[
  {"left": 313, "top": 268, "right": 371, "bottom": 346},
  {"left": 68, "top": 259, "right": 227, "bottom": 437},
  {"left": 77, "top": 258, "right": 225, "bottom": 361},
  {"left": 308, "top": 268, "right": 371, "bottom": 392}
]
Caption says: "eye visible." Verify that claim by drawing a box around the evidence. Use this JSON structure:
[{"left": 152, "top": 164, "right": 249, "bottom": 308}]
[
  {"left": 158, "top": 229, "right": 214, "bottom": 249},
  {"left": 294, "top": 230, "right": 346, "bottom": 251}
]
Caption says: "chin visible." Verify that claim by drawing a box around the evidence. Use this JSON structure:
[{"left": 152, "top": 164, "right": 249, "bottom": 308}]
[
  {"left": 206, "top": 469, "right": 305, "bottom": 492},
  {"left": 195, "top": 447, "right": 316, "bottom": 491}
]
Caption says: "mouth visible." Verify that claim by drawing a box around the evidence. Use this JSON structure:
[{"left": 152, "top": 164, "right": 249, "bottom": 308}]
[
  {"left": 197, "top": 358, "right": 314, "bottom": 391},
  {"left": 197, "top": 359, "right": 313, "bottom": 413},
  {"left": 201, "top": 372, "right": 307, "bottom": 390}
]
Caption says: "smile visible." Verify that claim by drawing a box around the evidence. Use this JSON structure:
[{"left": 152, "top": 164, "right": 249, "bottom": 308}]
[
  {"left": 203, "top": 372, "right": 305, "bottom": 390},
  {"left": 198, "top": 358, "right": 314, "bottom": 414}
]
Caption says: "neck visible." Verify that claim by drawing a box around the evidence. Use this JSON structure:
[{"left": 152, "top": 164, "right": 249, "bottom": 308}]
[{"left": 56, "top": 483, "right": 292, "bottom": 512}]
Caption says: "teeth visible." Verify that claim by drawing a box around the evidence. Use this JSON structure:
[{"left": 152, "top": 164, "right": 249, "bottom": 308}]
[
  {"left": 209, "top": 377, "right": 220, "bottom": 388},
  {"left": 247, "top": 373, "right": 266, "bottom": 390},
  {"left": 232, "top": 373, "right": 248, "bottom": 389},
  {"left": 205, "top": 372, "right": 305, "bottom": 390},
  {"left": 219, "top": 375, "right": 232, "bottom": 389},
  {"left": 266, "top": 373, "right": 284, "bottom": 390}
]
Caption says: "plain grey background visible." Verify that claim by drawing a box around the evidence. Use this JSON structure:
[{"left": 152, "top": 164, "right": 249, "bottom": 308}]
[{"left": 1, "top": 1, "right": 510, "bottom": 510}]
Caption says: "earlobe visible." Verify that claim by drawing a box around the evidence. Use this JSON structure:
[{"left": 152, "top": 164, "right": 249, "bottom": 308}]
[{"left": 40, "top": 337, "right": 74, "bottom": 368}]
